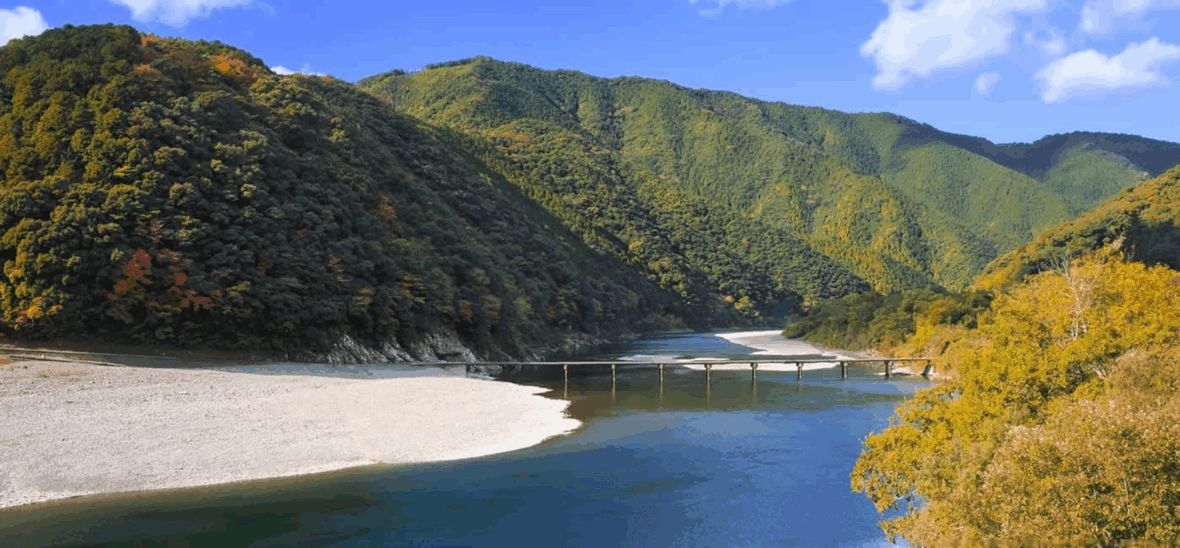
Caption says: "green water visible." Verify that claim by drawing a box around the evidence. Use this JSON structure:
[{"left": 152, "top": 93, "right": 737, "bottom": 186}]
[{"left": 0, "top": 332, "right": 925, "bottom": 547}]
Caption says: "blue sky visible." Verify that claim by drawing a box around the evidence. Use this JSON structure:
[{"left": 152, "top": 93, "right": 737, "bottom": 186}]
[{"left": 4, "top": 0, "right": 1180, "bottom": 143}]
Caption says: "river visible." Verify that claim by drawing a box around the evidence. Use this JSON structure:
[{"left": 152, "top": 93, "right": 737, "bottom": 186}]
[{"left": 0, "top": 331, "right": 925, "bottom": 547}]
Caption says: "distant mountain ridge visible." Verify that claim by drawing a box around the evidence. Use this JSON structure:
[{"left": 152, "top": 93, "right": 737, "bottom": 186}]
[
  {"left": 942, "top": 130, "right": 1173, "bottom": 179},
  {"left": 360, "top": 57, "right": 1180, "bottom": 305}
]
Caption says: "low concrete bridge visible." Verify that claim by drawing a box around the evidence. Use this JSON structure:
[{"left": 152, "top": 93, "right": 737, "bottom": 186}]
[{"left": 422, "top": 357, "right": 935, "bottom": 388}]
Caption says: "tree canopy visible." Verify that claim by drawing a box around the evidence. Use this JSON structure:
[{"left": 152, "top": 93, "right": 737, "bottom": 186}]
[
  {"left": 361, "top": 57, "right": 1178, "bottom": 305},
  {"left": 779, "top": 161, "right": 1180, "bottom": 544},
  {"left": 978, "top": 166, "right": 1180, "bottom": 290},
  {"left": 2, "top": 26, "right": 1178, "bottom": 368},
  {"left": 852, "top": 254, "right": 1180, "bottom": 545},
  {"left": 0, "top": 25, "right": 696, "bottom": 357}
]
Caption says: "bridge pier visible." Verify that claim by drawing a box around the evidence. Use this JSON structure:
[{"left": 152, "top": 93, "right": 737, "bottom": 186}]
[
  {"left": 610, "top": 363, "right": 617, "bottom": 402},
  {"left": 840, "top": 361, "right": 847, "bottom": 380},
  {"left": 795, "top": 362, "right": 803, "bottom": 381},
  {"left": 658, "top": 364, "right": 666, "bottom": 405},
  {"left": 750, "top": 362, "right": 758, "bottom": 382},
  {"left": 884, "top": 360, "right": 892, "bottom": 379}
]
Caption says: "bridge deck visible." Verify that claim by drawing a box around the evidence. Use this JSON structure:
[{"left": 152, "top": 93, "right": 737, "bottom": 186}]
[
  {"left": 417, "top": 358, "right": 932, "bottom": 367},
  {"left": 425, "top": 357, "right": 936, "bottom": 383},
  {"left": 0, "top": 345, "right": 934, "bottom": 382}
]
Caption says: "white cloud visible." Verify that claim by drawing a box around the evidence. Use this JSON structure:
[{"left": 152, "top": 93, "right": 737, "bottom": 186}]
[
  {"left": 1080, "top": 0, "right": 1180, "bottom": 34},
  {"left": 1036, "top": 38, "right": 1180, "bottom": 102},
  {"left": 1, "top": 6, "right": 48, "bottom": 45},
  {"left": 690, "top": 0, "right": 792, "bottom": 17},
  {"left": 108, "top": 0, "right": 253, "bottom": 27},
  {"left": 974, "top": 72, "right": 1001, "bottom": 95},
  {"left": 861, "top": 0, "right": 1049, "bottom": 90},
  {"left": 1024, "top": 29, "right": 1066, "bottom": 57},
  {"left": 271, "top": 65, "right": 325, "bottom": 77}
]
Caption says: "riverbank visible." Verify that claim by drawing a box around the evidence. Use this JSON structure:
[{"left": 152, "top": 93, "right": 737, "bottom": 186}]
[
  {"left": 0, "top": 360, "right": 579, "bottom": 510},
  {"left": 668, "top": 330, "right": 862, "bottom": 371},
  {"left": 718, "top": 331, "right": 927, "bottom": 375}
]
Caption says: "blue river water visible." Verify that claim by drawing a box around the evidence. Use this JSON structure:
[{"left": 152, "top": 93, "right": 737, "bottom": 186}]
[{"left": 0, "top": 332, "right": 923, "bottom": 547}]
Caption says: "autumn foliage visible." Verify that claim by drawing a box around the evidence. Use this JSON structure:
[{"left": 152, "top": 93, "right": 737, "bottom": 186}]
[{"left": 852, "top": 254, "right": 1180, "bottom": 545}]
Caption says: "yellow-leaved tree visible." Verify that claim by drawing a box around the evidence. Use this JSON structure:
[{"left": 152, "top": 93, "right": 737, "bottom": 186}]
[{"left": 852, "top": 252, "right": 1180, "bottom": 545}]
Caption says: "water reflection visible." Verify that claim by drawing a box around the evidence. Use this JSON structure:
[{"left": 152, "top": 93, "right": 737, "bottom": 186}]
[{"left": 535, "top": 365, "right": 919, "bottom": 419}]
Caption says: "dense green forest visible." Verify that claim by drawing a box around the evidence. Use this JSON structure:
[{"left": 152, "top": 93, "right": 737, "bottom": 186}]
[
  {"left": 781, "top": 289, "right": 991, "bottom": 352},
  {"left": 2, "top": 28, "right": 1178, "bottom": 361},
  {"left": 978, "top": 165, "right": 1180, "bottom": 289},
  {"left": 787, "top": 167, "right": 1180, "bottom": 356},
  {"left": 0, "top": 25, "right": 701, "bottom": 358},
  {"left": 361, "top": 57, "right": 1179, "bottom": 310}
]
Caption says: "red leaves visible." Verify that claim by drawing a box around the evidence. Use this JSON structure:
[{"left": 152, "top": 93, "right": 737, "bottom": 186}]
[
  {"left": 112, "top": 249, "right": 151, "bottom": 296},
  {"left": 178, "top": 291, "right": 212, "bottom": 312},
  {"left": 123, "top": 249, "right": 153, "bottom": 285},
  {"left": 170, "top": 269, "right": 214, "bottom": 311},
  {"left": 110, "top": 250, "right": 218, "bottom": 312}
]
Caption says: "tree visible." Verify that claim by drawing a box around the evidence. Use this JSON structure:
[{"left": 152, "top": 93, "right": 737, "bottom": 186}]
[{"left": 852, "top": 253, "right": 1180, "bottom": 544}]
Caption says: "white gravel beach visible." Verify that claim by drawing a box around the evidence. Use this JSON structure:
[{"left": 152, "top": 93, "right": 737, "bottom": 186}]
[{"left": 0, "top": 360, "right": 579, "bottom": 510}]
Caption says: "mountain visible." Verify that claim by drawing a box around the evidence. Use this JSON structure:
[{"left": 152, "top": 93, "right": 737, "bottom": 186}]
[
  {"left": 977, "top": 166, "right": 1180, "bottom": 289},
  {"left": 0, "top": 25, "right": 699, "bottom": 359},
  {"left": 2, "top": 28, "right": 1176, "bottom": 358},
  {"left": 359, "top": 57, "right": 1180, "bottom": 308},
  {"left": 781, "top": 165, "right": 1180, "bottom": 355}
]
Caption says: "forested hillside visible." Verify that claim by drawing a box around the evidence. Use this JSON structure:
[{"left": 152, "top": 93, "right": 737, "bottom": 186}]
[
  {"left": 977, "top": 166, "right": 1180, "bottom": 289},
  {"left": 361, "top": 58, "right": 1179, "bottom": 307},
  {"left": 2, "top": 29, "right": 1177, "bottom": 359},
  {"left": 783, "top": 166, "right": 1180, "bottom": 355},
  {"left": 777, "top": 165, "right": 1180, "bottom": 543},
  {"left": 0, "top": 26, "right": 698, "bottom": 358}
]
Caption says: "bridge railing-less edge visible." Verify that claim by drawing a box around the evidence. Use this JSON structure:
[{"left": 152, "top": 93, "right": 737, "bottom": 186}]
[{"left": 421, "top": 358, "right": 936, "bottom": 393}]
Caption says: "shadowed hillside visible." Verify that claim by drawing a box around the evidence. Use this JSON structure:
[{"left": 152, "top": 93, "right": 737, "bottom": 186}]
[{"left": 0, "top": 26, "right": 699, "bottom": 359}]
